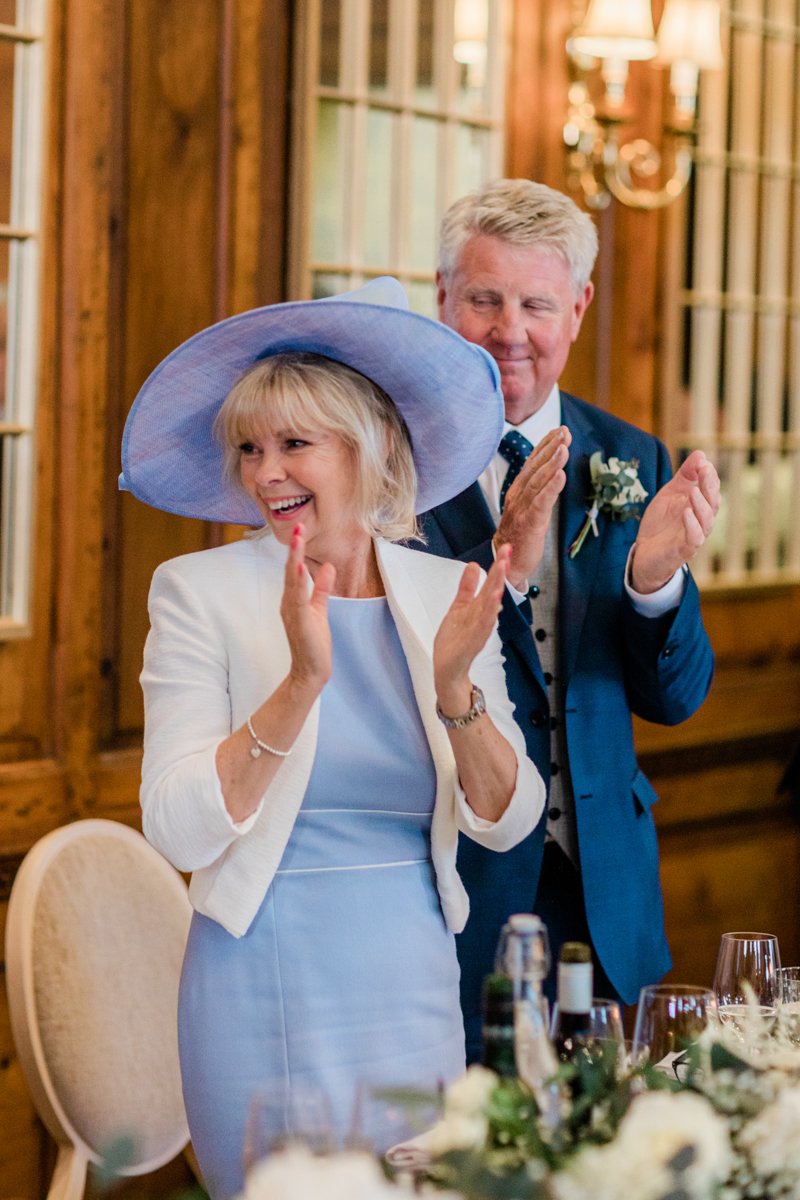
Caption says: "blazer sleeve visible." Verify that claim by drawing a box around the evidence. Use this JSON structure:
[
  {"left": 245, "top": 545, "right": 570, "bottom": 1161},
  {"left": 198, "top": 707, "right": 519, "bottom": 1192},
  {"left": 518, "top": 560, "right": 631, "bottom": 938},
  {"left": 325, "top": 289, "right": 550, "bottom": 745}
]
[
  {"left": 450, "top": 620, "right": 546, "bottom": 852},
  {"left": 139, "top": 560, "right": 265, "bottom": 872}
]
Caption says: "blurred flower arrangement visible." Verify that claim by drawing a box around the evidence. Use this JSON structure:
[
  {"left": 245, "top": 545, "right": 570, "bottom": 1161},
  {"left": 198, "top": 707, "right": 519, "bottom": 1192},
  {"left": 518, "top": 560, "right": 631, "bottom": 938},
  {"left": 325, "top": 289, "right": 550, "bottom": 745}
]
[
  {"left": 418, "top": 1019, "right": 800, "bottom": 1200},
  {"left": 239, "top": 1019, "right": 800, "bottom": 1200}
]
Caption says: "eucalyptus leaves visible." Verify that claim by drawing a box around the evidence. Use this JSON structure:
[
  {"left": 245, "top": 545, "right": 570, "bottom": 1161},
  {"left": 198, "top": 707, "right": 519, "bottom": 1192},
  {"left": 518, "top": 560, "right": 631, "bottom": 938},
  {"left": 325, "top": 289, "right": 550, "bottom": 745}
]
[{"left": 568, "top": 452, "right": 648, "bottom": 560}]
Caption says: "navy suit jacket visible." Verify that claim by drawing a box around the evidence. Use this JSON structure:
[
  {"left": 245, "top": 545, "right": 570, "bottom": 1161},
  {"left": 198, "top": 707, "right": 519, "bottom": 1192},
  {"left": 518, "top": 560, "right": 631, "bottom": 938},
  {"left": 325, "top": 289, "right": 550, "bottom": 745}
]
[{"left": 419, "top": 391, "right": 714, "bottom": 1049}]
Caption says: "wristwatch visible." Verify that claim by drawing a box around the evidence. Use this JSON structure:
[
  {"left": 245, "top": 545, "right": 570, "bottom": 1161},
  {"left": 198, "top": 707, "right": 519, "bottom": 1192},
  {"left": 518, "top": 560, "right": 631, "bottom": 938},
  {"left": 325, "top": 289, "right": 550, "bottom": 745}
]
[{"left": 436, "top": 685, "right": 486, "bottom": 730}]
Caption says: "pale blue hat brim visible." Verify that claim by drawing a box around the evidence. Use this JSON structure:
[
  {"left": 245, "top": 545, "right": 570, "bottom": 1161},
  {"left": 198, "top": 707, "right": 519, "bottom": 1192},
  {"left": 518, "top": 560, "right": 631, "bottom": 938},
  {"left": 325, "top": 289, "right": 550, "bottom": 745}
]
[{"left": 120, "top": 276, "right": 504, "bottom": 524}]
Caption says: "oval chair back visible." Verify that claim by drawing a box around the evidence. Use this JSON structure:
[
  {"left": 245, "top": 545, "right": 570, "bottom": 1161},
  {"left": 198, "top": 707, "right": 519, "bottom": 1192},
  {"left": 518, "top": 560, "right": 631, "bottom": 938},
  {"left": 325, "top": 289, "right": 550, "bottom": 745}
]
[{"left": 5, "top": 818, "right": 192, "bottom": 1200}]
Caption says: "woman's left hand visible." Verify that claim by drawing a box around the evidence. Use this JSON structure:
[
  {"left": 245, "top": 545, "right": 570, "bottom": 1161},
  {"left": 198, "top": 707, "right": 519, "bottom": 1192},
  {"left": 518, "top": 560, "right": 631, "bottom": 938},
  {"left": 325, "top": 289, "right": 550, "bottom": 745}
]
[{"left": 433, "top": 545, "right": 509, "bottom": 714}]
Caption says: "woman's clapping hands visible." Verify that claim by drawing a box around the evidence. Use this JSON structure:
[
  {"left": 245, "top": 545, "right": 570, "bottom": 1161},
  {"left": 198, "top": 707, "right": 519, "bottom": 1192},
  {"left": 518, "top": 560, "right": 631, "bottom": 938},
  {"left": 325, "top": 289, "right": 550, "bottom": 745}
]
[
  {"left": 433, "top": 545, "right": 510, "bottom": 717},
  {"left": 281, "top": 524, "right": 336, "bottom": 695}
]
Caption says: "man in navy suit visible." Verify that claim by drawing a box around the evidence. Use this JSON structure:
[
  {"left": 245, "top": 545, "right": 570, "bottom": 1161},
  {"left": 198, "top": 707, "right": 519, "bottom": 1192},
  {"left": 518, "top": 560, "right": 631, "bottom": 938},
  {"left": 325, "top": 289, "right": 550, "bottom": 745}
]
[{"left": 420, "top": 179, "right": 720, "bottom": 1059}]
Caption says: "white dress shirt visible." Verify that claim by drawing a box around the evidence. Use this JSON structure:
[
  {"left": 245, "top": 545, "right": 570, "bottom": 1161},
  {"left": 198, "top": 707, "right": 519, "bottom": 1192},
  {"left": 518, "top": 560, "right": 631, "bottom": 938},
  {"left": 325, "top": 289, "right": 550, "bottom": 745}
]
[{"left": 481, "top": 384, "right": 684, "bottom": 616}]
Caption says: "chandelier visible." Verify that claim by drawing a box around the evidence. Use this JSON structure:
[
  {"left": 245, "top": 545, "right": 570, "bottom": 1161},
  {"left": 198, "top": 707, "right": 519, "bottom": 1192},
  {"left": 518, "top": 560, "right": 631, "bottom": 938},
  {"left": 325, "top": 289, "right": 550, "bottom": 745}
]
[{"left": 563, "top": 0, "right": 724, "bottom": 210}]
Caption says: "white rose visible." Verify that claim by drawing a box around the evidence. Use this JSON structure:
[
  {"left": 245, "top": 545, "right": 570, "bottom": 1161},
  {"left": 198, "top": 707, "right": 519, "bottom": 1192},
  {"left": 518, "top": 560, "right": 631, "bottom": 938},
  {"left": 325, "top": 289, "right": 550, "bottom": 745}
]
[
  {"left": 420, "top": 1112, "right": 488, "bottom": 1156},
  {"left": 443, "top": 1065, "right": 498, "bottom": 1119},
  {"left": 738, "top": 1085, "right": 800, "bottom": 1177}
]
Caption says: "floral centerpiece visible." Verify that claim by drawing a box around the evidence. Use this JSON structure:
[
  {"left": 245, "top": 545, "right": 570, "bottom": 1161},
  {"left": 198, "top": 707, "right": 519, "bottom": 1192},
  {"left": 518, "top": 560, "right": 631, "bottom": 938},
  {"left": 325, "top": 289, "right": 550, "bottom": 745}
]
[
  {"left": 238, "top": 1017, "right": 800, "bottom": 1200},
  {"left": 415, "top": 1019, "right": 800, "bottom": 1200}
]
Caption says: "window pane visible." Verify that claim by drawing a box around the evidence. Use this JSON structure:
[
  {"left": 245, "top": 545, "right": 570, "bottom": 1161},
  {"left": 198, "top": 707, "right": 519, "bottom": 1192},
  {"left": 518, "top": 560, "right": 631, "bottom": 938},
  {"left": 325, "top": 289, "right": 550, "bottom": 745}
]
[
  {"left": 0, "top": 41, "right": 15, "bottom": 226},
  {"left": 312, "top": 100, "right": 346, "bottom": 263},
  {"left": 454, "top": 0, "right": 489, "bottom": 115},
  {"left": 408, "top": 280, "right": 436, "bottom": 317},
  {"left": 415, "top": 0, "right": 435, "bottom": 104},
  {"left": 363, "top": 109, "right": 393, "bottom": 267},
  {"left": 312, "top": 272, "right": 350, "bottom": 299},
  {"left": 0, "top": 238, "right": 7, "bottom": 419},
  {"left": 409, "top": 116, "right": 437, "bottom": 272},
  {"left": 369, "top": 0, "right": 389, "bottom": 96},
  {"left": 455, "top": 123, "right": 487, "bottom": 196},
  {"left": 319, "top": 0, "right": 341, "bottom": 87}
]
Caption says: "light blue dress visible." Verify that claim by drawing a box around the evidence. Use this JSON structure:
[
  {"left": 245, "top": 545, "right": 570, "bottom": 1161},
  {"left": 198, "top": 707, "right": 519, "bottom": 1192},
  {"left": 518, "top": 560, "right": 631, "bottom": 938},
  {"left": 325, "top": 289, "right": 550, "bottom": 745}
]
[{"left": 178, "top": 598, "right": 466, "bottom": 1199}]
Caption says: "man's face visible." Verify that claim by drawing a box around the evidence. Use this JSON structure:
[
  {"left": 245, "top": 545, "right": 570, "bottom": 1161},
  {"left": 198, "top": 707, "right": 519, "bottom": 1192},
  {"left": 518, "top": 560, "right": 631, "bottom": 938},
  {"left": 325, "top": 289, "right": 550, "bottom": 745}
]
[{"left": 437, "top": 234, "right": 593, "bottom": 425}]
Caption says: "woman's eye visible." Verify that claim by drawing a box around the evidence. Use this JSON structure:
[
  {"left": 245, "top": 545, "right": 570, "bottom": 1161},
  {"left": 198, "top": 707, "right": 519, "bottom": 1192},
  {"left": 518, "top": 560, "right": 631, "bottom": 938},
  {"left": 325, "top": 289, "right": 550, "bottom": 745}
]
[
  {"left": 285, "top": 438, "right": 308, "bottom": 450},
  {"left": 239, "top": 442, "right": 259, "bottom": 456}
]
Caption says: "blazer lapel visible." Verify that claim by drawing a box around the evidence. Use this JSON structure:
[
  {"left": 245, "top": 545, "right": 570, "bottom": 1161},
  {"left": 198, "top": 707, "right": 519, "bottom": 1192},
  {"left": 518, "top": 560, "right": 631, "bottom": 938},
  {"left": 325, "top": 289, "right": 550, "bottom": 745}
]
[{"left": 559, "top": 393, "right": 610, "bottom": 686}]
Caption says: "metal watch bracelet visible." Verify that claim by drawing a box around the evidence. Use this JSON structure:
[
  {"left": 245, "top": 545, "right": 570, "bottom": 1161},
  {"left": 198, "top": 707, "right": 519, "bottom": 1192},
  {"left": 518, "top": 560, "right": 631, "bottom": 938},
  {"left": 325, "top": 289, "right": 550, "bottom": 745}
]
[{"left": 435, "top": 684, "right": 486, "bottom": 730}]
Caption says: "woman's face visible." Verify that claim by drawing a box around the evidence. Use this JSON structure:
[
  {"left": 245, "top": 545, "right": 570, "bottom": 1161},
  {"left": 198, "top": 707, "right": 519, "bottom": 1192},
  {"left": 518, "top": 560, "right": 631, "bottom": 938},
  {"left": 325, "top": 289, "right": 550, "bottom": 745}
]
[{"left": 238, "top": 422, "right": 364, "bottom": 563}]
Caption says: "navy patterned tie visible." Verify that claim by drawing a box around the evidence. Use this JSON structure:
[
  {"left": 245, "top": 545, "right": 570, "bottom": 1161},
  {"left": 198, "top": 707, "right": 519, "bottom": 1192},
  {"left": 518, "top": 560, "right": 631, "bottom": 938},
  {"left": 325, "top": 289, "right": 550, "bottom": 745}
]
[{"left": 498, "top": 430, "right": 534, "bottom": 511}]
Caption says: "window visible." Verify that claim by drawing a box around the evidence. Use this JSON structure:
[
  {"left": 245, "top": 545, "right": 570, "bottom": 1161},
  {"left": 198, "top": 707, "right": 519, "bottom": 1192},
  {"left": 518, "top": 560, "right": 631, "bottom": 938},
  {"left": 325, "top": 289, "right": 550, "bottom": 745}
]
[
  {"left": 290, "top": 0, "right": 507, "bottom": 314},
  {"left": 0, "top": 0, "right": 45, "bottom": 634},
  {"left": 670, "top": 0, "right": 800, "bottom": 586}
]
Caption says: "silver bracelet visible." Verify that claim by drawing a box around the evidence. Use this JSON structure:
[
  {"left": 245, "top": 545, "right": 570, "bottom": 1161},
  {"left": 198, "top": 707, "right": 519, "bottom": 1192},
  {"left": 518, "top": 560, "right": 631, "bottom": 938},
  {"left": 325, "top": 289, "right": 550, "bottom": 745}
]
[
  {"left": 436, "top": 685, "right": 486, "bottom": 730},
  {"left": 246, "top": 715, "right": 292, "bottom": 759}
]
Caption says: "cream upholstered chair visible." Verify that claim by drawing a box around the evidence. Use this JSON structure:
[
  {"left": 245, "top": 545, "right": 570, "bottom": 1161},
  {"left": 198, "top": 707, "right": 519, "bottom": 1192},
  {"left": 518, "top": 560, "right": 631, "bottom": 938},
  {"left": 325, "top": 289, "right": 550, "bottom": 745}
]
[{"left": 5, "top": 818, "right": 193, "bottom": 1200}]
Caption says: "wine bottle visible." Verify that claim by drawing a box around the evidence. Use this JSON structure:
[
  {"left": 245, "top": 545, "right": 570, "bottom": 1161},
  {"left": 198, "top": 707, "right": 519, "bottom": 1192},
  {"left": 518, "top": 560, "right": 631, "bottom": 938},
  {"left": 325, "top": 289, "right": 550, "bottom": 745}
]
[
  {"left": 480, "top": 971, "right": 517, "bottom": 1077},
  {"left": 552, "top": 941, "right": 593, "bottom": 1084},
  {"left": 502, "top": 914, "right": 566, "bottom": 1129}
]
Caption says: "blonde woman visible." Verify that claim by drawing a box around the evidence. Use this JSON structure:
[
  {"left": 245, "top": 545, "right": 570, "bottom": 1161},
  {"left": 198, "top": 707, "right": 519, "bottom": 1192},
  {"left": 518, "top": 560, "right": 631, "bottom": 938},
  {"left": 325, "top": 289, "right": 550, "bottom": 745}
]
[{"left": 120, "top": 278, "right": 544, "bottom": 1199}]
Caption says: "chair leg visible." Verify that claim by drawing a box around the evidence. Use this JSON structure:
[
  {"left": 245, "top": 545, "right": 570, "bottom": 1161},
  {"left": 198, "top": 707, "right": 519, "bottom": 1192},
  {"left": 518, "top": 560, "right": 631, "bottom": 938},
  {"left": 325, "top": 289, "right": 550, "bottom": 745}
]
[
  {"left": 46, "top": 1145, "right": 88, "bottom": 1200},
  {"left": 183, "top": 1142, "right": 204, "bottom": 1185}
]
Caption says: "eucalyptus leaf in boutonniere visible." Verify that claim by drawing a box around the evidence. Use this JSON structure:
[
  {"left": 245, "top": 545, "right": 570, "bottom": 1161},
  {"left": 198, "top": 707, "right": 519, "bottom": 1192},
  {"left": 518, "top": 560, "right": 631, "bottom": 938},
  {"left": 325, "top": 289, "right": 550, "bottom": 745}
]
[{"left": 568, "top": 452, "right": 648, "bottom": 560}]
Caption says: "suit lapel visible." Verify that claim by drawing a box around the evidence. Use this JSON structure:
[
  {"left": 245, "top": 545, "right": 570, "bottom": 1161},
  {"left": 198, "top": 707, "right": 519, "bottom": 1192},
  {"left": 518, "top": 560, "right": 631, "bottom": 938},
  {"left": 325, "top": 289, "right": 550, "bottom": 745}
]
[
  {"left": 428, "top": 482, "right": 495, "bottom": 557},
  {"left": 559, "top": 393, "right": 609, "bottom": 686}
]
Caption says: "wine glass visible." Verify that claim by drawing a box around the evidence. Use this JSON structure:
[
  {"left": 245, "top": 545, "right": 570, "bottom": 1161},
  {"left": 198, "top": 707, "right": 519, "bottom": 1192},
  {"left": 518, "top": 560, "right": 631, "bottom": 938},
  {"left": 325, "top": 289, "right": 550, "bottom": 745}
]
[
  {"left": 242, "top": 1082, "right": 335, "bottom": 1173},
  {"left": 632, "top": 984, "right": 718, "bottom": 1075},
  {"left": 347, "top": 1079, "right": 442, "bottom": 1160},
  {"left": 776, "top": 966, "right": 800, "bottom": 1041},
  {"left": 550, "top": 996, "right": 625, "bottom": 1045},
  {"left": 713, "top": 931, "right": 782, "bottom": 1037}
]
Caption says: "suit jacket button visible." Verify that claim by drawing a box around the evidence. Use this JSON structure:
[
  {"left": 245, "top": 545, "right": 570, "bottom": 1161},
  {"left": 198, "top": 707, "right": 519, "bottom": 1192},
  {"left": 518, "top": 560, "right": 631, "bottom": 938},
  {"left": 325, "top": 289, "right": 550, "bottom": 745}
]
[
  {"left": 530, "top": 710, "right": 547, "bottom": 727},
  {"left": 528, "top": 584, "right": 540, "bottom": 598}
]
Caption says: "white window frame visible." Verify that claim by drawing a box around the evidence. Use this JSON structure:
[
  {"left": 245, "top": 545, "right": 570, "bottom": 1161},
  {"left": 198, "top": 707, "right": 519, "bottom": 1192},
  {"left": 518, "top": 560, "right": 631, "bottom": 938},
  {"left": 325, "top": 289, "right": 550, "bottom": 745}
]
[
  {"left": 666, "top": 0, "right": 800, "bottom": 588},
  {"left": 0, "top": 0, "right": 46, "bottom": 636},
  {"left": 289, "top": 0, "right": 507, "bottom": 302}
]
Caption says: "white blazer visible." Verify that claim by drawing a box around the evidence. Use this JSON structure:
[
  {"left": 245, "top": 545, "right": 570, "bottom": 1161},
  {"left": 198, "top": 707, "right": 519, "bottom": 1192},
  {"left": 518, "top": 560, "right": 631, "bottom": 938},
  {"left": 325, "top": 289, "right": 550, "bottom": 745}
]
[{"left": 140, "top": 535, "right": 544, "bottom": 938}]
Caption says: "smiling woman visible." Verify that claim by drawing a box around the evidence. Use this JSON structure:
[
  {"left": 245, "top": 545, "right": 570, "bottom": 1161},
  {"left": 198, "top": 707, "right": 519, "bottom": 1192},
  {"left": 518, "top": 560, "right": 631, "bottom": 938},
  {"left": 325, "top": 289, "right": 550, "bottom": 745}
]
[
  {"left": 214, "top": 352, "right": 419, "bottom": 558},
  {"left": 120, "top": 276, "right": 545, "bottom": 1200}
]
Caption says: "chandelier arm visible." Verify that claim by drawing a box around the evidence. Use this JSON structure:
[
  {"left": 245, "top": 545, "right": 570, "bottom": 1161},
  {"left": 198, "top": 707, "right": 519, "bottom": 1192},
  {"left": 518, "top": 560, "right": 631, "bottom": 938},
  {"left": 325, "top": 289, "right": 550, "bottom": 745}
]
[{"left": 603, "top": 138, "right": 694, "bottom": 209}]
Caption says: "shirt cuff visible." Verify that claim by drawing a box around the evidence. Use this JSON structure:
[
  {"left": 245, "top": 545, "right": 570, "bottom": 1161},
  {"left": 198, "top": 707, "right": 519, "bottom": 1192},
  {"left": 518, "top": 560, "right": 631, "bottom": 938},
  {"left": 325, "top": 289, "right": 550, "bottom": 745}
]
[
  {"left": 491, "top": 537, "right": 530, "bottom": 603},
  {"left": 625, "top": 546, "right": 686, "bottom": 616}
]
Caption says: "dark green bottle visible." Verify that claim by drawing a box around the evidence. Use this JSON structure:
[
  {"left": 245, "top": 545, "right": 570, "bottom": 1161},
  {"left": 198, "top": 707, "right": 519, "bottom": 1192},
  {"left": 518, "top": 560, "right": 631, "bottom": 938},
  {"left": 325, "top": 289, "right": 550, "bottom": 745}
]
[{"left": 480, "top": 972, "right": 517, "bottom": 1077}]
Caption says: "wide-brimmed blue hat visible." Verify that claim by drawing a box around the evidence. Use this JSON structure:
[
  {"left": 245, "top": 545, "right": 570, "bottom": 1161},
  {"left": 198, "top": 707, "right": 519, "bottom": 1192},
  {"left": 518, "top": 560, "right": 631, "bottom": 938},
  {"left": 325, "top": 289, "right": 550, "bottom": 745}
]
[{"left": 119, "top": 277, "right": 504, "bottom": 524}]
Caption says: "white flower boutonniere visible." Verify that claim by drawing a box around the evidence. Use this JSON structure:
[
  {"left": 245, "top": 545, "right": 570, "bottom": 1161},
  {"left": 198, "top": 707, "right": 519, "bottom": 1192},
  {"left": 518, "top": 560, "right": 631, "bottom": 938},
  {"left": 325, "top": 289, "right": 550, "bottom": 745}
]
[{"left": 568, "top": 452, "right": 648, "bottom": 560}]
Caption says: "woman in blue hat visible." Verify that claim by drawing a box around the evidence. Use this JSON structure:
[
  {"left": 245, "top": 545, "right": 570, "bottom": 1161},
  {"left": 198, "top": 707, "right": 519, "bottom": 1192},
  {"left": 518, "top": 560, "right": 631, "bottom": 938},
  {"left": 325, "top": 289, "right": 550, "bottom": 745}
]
[{"left": 121, "top": 279, "right": 544, "bottom": 1198}]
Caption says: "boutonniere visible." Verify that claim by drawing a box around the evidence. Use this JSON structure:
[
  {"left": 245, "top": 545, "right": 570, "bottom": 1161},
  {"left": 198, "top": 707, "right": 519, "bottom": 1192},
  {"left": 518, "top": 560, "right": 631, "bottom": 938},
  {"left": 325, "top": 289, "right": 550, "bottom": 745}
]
[{"left": 568, "top": 451, "right": 648, "bottom": 559}]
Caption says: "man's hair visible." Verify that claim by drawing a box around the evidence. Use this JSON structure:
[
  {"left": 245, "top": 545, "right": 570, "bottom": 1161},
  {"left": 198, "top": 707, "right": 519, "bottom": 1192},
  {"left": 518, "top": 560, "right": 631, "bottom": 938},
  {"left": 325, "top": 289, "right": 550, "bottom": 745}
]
[
  {"left": 213, "top": 351, "right": 419, "bottom": 542},
  {"left": 438, "top": 178, "right": 599, "bottom": 291}
]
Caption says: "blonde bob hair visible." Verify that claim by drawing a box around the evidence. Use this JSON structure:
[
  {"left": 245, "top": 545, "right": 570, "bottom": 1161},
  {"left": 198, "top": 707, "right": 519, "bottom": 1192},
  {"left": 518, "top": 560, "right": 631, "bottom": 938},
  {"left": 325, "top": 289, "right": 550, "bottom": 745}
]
[{"left": 213, "top": 351, "right": 421, "bottom": 543}]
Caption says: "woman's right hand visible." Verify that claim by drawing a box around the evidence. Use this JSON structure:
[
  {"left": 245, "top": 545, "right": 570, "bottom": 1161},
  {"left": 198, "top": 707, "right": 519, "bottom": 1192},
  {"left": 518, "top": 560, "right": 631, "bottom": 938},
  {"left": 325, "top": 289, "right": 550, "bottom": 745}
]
[{"left": 280, "top": 524, "right": 336, "bottom": 694}]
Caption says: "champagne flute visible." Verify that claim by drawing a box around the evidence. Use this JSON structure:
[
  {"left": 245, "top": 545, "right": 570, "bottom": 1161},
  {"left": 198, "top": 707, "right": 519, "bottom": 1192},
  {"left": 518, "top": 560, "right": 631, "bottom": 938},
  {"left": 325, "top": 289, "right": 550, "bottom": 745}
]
[
  {"left": 242, "top": 1082, "right": 335, "bottom": 1174},
  {"left": 632, "top": 984, "right": 717, "bottom": 1076},
  {"left": 713, "top": 931, "right": 782, "bottom": 1037}
]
